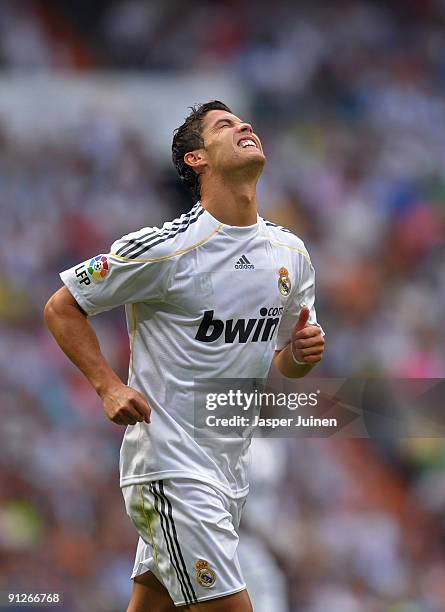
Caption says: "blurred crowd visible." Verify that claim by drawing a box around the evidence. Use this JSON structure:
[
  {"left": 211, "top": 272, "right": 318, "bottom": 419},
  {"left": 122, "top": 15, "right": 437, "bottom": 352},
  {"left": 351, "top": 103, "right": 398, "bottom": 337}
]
[{"left": 0, "top": 0, "right": 445, "bottom": 610}]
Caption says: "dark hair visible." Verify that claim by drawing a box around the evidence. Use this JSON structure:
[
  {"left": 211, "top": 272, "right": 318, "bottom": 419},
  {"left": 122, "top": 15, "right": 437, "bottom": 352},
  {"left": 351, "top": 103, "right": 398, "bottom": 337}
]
[{"left": 172, "top": 100, "right": 232, "bottom": 202}]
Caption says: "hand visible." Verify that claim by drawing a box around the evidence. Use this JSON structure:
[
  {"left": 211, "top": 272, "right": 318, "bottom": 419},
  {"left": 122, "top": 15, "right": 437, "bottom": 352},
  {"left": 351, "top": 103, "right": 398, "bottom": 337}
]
[
  {"left": 291, "top": 305, "right": 325, "bottom": 365},
  {"left": 100, "top": 382, "right": 151, "bottom": 426}
]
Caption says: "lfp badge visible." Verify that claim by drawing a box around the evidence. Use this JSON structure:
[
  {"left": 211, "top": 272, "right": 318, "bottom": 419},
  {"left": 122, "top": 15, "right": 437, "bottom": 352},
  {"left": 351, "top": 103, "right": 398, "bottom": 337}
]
[{"left": 88, "top": 255, "right": 109, "bottom": 282}]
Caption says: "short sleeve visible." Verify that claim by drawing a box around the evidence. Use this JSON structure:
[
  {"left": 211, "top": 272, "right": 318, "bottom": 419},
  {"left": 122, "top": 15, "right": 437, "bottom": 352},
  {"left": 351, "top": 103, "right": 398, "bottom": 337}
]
[
  {"left": 59, "top": 236, "right": 172, "bottom": 316},
  {"left": 275, "top": 248, "right": 323, "bottom": 351}
]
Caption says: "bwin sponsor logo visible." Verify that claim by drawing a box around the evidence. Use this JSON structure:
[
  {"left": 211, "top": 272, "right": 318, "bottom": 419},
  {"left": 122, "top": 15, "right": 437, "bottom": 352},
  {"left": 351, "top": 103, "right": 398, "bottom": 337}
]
[{"left": 195, "top": 307, "right": 283, "bottom": 343}]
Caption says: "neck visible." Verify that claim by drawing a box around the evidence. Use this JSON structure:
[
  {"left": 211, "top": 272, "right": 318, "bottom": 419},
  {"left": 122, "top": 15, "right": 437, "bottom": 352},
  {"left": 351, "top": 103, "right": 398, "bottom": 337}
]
[{"left": 200, "top": 174, "right": 259, "bottom": 226}]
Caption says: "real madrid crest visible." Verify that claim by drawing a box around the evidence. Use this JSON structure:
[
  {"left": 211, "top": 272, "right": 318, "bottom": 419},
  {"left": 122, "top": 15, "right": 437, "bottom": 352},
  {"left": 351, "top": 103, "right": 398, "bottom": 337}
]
[
  {"left": 195, "top": 559, "right": 217, "bottom": 588},
  {"left": 278, "top": 266, "right": 291, "bottom": 296}
]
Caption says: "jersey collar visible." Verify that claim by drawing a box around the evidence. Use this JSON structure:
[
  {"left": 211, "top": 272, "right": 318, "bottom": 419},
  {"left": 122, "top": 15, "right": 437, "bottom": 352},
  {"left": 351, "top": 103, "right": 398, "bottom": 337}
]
[{"left": 196, "top": 202, "right": 260, "bottom": 239}]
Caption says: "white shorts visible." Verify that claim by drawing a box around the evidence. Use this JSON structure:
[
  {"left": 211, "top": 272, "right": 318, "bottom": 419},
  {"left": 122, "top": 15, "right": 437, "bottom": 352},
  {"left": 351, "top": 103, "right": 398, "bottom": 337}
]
[{"left": 122, "top": 479, "right": 247, "bottom": 607}]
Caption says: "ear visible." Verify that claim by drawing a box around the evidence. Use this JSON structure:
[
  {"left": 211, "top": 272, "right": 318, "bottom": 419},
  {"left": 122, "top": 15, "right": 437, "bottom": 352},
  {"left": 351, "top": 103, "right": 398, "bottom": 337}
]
[{"left": 184, "top": 149, "right": 207, "bottom": 175}]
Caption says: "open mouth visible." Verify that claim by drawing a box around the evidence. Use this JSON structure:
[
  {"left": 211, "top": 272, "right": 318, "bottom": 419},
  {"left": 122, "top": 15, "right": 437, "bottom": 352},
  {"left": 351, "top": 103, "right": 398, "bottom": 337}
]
[{"left": 237, "top": 137, "right": 258, "bottom": 149}]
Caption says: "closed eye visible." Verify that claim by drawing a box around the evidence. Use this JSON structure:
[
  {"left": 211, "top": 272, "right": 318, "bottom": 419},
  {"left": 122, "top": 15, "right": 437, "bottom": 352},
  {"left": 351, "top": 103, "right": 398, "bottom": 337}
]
[{"left": 213, "top": 119, "right": 236, "bottom": 130}]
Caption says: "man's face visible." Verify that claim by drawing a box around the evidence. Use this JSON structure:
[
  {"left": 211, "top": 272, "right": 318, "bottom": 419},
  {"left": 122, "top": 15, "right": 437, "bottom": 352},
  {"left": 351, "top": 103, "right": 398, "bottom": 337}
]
[{"left": 198, "top": 109, "right": 266, "bottom": 176}]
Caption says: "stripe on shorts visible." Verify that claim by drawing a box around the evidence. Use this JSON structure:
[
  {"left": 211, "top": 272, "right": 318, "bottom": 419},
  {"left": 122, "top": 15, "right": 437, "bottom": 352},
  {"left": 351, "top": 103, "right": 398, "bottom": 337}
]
[
  {"left": 158, "top": 480, "right": 198, "bottom": 603},
  {"left": 149, "top": 481, "right": 198, "bottom": 605}
]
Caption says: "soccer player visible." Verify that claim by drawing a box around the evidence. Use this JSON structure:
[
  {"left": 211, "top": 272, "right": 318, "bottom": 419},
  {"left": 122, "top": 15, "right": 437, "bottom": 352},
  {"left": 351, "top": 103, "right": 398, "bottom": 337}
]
[{"left": 44, "top": 101, "right": 325, "bottom": 611}]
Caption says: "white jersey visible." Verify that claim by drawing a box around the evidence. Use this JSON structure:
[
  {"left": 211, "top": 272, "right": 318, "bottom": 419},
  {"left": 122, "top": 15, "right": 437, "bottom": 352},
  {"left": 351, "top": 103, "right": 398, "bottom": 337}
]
[{"left": 60, "top": 202, "right": 321, "bottom": 498}]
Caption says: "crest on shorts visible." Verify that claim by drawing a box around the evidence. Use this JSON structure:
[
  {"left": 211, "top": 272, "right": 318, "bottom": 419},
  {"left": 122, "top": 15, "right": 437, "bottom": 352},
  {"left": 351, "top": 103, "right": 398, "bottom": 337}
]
[
  {"left": 278, "top": 266, "right": 291, "bottom": 296},
  {"left": 195, "top": 559, "right": 216, "bottom": 588}
]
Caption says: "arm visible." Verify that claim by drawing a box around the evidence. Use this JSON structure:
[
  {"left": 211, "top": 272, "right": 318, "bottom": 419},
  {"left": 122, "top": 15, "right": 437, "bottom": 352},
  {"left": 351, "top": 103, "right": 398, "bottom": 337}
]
[
  {"left": 273, "top": 305, "right": 325, "bottom": 378},
  {"left": 44, "top": 286, "right": 150, "bottom": 426}
]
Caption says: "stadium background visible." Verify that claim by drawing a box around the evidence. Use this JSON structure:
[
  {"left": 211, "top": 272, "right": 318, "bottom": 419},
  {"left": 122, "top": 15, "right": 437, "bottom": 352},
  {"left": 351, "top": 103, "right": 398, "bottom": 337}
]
[{"left": 1, "top": 0, "right": 445, "bottom": 610}]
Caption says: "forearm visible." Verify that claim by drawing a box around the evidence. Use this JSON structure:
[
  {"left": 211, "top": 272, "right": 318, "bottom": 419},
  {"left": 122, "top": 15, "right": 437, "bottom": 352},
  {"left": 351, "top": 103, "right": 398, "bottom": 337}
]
[
  {"left": 274, "top": 344, "right": 315, "bottom": 378},
  {"left": 44, "top": 289, "right": 122, "bottom": 397}
]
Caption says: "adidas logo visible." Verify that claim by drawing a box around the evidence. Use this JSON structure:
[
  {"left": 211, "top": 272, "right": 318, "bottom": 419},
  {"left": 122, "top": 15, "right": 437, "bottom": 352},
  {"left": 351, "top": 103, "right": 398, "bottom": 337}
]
[{"left": 235, "top": 255, "right": 254, "bottom": 269}]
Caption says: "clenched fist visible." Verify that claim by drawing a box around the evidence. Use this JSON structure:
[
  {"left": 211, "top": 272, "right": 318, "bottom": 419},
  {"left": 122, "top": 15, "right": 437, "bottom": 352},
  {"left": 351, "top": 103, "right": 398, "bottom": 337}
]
[
  {"left": 291, "top": 305, "right": 325, "bottom": 365},
  {"left": 100, "top": 382, "right": 151, "bottom": 426}
]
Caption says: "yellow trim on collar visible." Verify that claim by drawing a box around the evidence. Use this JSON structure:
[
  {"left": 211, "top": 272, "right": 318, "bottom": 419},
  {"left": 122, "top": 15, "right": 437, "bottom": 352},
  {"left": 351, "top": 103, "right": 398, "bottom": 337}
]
[
  {"left": 109, "top": 224, "right": 224, "bottom": 263},
  {"left": 262, "top": 234, "right": 312, "bottom": 264}
]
